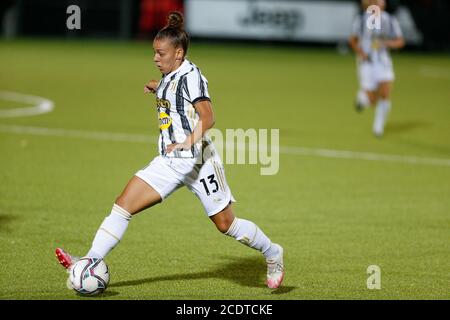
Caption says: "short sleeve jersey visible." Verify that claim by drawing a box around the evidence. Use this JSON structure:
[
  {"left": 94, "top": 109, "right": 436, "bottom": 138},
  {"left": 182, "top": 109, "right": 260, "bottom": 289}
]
[
  {"left": 350, "top": 11, "right": 403, "bottom": 65},
  {"left": 155, "top": 59, "right": 211, "bottom": 158}
]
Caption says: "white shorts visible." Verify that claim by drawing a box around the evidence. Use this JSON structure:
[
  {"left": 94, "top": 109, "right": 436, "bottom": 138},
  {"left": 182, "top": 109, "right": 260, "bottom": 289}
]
[
  {"left": 358, "top": 61, "right": 395, "bottom": 92},
  {"left": 135, "top": 154, "right": 236, "bottom": 217}
]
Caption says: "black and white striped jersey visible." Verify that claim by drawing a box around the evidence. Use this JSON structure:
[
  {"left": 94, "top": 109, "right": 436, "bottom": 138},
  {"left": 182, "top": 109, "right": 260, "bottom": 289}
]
[
  {"left": 155, "top": 59, "right": 212, "bottom": 158},
  {"left": 351, "top": 11, "right": 403, "bottom": 65}
]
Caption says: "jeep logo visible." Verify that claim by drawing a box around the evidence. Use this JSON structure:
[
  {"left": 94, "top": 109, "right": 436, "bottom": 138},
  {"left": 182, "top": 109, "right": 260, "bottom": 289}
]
[{"left": 239, "top": 4, "right": 303, "bottom": 32}]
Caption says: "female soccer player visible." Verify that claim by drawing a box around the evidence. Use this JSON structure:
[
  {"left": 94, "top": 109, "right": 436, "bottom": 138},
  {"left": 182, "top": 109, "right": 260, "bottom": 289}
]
[
  {"left": 56, "top": 11, "right": 284, "bottom": 289},
  {"left": 349, "top": 0, "right": 405, "bottom": 137}
]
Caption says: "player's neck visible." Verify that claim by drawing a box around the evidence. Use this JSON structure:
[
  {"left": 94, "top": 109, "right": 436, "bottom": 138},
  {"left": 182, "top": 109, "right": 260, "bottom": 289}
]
[{"left": 165, "top": 59, "right": 185, "bottom": 76}]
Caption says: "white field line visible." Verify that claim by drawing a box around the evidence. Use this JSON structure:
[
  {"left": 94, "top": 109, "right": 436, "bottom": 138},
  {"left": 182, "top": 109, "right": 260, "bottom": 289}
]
[
  {"left": 0, "top": 91, "right": 54, "bottom": 118},
  {"left": 1, "top": 124, "right": 450, "bottom": 168},
  {"left": 278, "top": 145, "right": 450, "bottom": 167},
  {"left": 0, "top": 124, "right": 156, "bottom": 143}
]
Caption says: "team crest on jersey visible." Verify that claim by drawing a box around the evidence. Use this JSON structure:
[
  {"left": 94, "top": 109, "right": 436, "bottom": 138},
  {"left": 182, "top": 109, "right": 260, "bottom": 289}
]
[
  {"left": 156, "top": 98, "right": 170, "bottom": 110},
  {"left": 159, "top": 111, "right": 172, "bottom": 130},
  {"left": 170, "top": 80, "right": 178, "bottom": 92},
  {"left": 371, "top": 38, "right": 381, "bottom": 50}
]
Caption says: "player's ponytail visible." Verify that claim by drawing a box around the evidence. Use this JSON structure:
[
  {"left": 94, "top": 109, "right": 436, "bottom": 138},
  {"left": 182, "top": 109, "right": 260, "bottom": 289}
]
[
  {"left": 155, "top": 11, "right": 189, "bottom": 58},
  {"left": 167, "top": 11, "right": 184, "bottom": 30}
]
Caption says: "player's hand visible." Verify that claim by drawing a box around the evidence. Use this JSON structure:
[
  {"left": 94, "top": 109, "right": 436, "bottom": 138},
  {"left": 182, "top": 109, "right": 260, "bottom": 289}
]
[
  {"left": 165, "top": 140, "right": 192, "bottom": 154},
  {"left": 380, "top": 40, "right": 394, "bottom": 49},
  {"left": 358, "top": 51, "right": 369, "bottom": 61},
  {"left": 144, "top": 80, "right": 158, "bottom": 94}
]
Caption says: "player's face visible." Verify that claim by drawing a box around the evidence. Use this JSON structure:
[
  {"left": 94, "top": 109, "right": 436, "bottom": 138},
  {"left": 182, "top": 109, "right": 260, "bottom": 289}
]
[
  {"left": 362, "top": 0, "right": 385, "bottom": 10},
  {"left": 153, "top": 38, "right": 184, "bottom": 75}
]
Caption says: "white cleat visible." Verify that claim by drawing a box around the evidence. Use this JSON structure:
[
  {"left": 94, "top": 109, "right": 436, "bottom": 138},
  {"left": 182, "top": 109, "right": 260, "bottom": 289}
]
[{"left": 266, "top": 243, "right": 284, "bottom": 289}]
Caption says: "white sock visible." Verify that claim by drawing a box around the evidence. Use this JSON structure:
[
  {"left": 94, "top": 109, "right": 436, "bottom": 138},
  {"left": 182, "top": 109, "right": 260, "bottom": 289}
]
[
  {"left": 225, "top": 218, "right": 279, "bottom": 259},
  {"left": 86, "top": 204, "right": 132, "bottom": 259},
  {"left": 373, "top": 99, "right": 391, "bottom": 136},
  {"left": 357, "top": 90, "right": 371, "bottom": 108}
]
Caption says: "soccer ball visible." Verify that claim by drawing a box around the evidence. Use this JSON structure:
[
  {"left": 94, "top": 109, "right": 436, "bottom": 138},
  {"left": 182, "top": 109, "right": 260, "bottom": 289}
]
[{"left": 69, "top": 257, "right": 109, "bottom": 295}]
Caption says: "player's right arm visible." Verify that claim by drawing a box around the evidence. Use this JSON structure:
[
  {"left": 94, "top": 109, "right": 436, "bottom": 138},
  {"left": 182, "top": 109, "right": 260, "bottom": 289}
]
[
  {"left": 349, "top": 15, "right": 369, "bottom": 61},
  {"left": 349, "top": 36, "right": 369, "bottom": 61}
]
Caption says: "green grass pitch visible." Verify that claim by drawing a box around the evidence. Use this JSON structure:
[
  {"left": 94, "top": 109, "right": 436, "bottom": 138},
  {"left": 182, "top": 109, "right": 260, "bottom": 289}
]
[{"left": 0, "top": 39, "right": 449, "bottom": 299}]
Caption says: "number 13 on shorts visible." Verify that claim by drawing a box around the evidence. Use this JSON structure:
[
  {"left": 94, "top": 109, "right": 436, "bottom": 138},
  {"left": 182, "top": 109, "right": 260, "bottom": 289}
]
[{"left": 200, "top": 174, "right": 219, "bottom": 195}]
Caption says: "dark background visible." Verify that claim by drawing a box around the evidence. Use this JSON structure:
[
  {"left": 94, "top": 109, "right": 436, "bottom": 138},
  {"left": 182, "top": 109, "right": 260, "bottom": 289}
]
[{"left": 0, "top": 0, "right": 449, "bottom": 50}]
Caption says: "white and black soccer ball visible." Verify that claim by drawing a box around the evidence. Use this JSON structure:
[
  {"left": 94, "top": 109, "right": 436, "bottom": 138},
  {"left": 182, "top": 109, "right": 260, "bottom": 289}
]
[{"left": 69, "top": 257, "right": 109, "bottom": 295}]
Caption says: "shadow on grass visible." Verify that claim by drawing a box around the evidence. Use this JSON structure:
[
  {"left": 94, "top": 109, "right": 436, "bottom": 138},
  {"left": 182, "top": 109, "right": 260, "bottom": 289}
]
[
  {"left": 385, "top": 121, "right": 450, "bottom": 156},
  {"left": 385, "top": 120, "right": 431, "bottom": 134},
  {"left": 0, "top": 214, "right": 17, "bottom": 232},
  {"left": 270, "top": 286, "right": 296, "bottom": 295},
  {"left": 76, "top": 290, "right": 120, "bottom": 298},
  {"left": 110, "top": 255, "right": 296, "bottom": 294}
]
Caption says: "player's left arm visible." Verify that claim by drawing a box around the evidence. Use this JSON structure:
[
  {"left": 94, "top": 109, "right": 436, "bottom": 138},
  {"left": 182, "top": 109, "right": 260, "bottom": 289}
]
[
  {"left": 383, "top": 17, "right": 405, "bottom": 50},
  {"left": 383, "top": 37, "right": 405, "bottom": 49},
  {"left": 165, "top": 100, "right": 215, "bottom": 153}
]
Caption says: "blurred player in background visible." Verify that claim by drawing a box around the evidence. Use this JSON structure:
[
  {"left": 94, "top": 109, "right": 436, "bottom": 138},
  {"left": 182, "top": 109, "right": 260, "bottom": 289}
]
[
  {"left": 56, "top": 11, "right": 284, "bottom": 290},
  {"left": 349, "top": 0, "right": 405, "bottom": 137}
]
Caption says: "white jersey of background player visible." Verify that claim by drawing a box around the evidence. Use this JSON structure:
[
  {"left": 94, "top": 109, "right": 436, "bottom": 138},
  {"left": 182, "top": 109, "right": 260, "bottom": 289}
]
[
  {"left": 55, "top": 11, "right": 284, "bottom": 290},
  {"left": 349, "top": 0, "right": 405, "bottom": 137}
]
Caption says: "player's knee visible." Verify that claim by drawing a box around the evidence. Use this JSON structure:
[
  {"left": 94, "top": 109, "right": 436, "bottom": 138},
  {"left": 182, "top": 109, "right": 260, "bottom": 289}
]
[
  {"left": 368, "top": 93, "right": 377, "bottom": 105},
  {"left": 214, "top": 216, "right": 235, "bottom": 234},
  {"left": 379, "top": 92, "right": 390, "bottom": 100},
  {"left": 215, "top": 221, "right": 231, "bottom": 234},
  {"left": 210, "top": 204, "right": 235, "bottom": 233}
]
